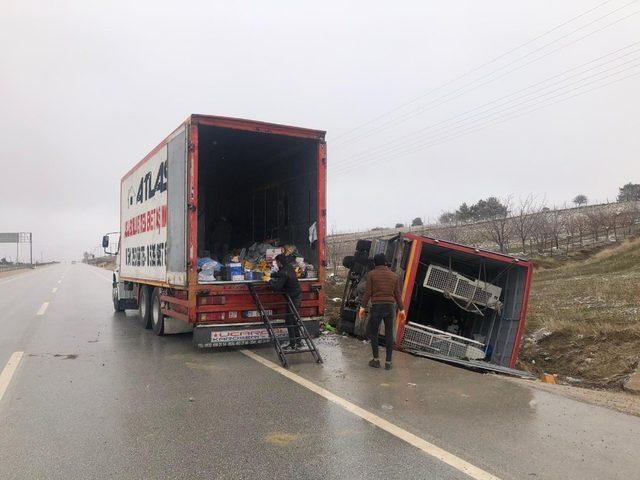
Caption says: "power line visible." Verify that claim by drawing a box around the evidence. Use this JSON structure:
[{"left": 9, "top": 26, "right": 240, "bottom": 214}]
[
  {"left": 331, "top": 67, "right": 640, "bottom": 175},
  {"left": 332, "top": 64, "right": 640, "bottom": 174},
  {"left": 331, "top": 0, "right": 617, "bottom": 143},
  {"left": 332, "top": 40, "right": 640, "bottom": 169},
  {"left": 333, "top": 1, "right": 640, "bottom": 149},
  {"left": 333, "top": 55, "right": 640, "bottom": 172}
]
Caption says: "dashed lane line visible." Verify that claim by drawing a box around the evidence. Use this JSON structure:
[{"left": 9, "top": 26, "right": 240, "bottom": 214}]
[
  {"left": 0, "top": 352, "right": 24, "bottom": 404},
  {"left": 36, "top": 302, "right": 49, "bottom": 316},
  {"left": 52, "top": 287, "right": 58, "bottom": 293},
  {"left": 240, "top": 349, "right": 501, "bottom": 480}
]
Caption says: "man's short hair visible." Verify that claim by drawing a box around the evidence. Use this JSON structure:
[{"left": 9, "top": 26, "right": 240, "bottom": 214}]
[{"left": 373, "top": 253, "right": 387, "bottom": 266}]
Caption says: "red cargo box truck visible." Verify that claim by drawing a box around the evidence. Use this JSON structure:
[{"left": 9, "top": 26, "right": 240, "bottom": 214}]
[
  {"left": 339, "top": 233, "right": 533, "bottom": 369},
  {"left": 102, "top": 114, "right": 327, "bottom": 346}
]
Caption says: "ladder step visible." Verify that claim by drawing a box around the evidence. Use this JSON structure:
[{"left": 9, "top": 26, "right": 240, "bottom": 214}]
[
  {"left": 276, "top": 336, "right": 311, "bottom": 342},
  {"left": 283, "top": 348, "right": 315, "bottom": 354},
  {"left": 248, "top": 284, "right": 321, "bottom": 367}
]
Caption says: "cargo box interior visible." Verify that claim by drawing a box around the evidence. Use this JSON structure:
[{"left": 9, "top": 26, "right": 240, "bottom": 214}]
[
  {"left": 406, "top": 243, "right": 528, "bottom": 366},
  {"left": 196, "top": 125, "right": 319, "bottom": 283}
]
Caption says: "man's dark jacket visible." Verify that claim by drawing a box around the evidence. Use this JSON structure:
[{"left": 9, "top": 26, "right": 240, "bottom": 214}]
[{"left": 270, "top": 264, "right": 301, "bottom": 299}]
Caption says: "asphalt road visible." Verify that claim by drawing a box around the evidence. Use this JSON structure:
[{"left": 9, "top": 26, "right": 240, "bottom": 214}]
[{"left": 1, "top": 263, "right": 638, "bottom": 480}]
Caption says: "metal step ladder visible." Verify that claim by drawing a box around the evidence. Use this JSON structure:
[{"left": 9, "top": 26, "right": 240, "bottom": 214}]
[{"left": 248, "top": 284, "right": 323, "bottom": 368}]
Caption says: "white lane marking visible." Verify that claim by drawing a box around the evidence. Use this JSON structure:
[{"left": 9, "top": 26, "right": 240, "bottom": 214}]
[
  {"left": 240, "top": 349, "right": 501, "bottom": 480},
  {"left": 57, "top": 280, "right": 62, "bottom": 284},
  {"left": 0, "top": 352, "right": 24, "bottom": 403},
  {"left": 88, "top": 268, "right": 112, "bottom": 283},
  {"left": 0, "top": 270, "right": 40, "bottom": 287},
  {"left": 37, "top": 302, "right": 49, "bottom": 316},
  {"left": 52, "top": 287, "right": 58, "bottom": 293}
]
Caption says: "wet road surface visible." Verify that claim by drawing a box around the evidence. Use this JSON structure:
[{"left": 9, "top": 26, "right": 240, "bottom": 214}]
[{"left": 1, "top": 263, "right": 638, "bottom": 480}]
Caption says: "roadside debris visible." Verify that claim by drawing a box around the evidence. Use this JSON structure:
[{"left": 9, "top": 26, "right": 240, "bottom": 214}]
[
  {"left": 540, "top": 373, "right": 557, "bottom": 384},
  {"left": 528, "top": 328, "right": 553, "bottom": 344}
]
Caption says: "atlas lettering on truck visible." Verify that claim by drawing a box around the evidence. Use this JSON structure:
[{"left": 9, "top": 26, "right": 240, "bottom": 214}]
[{"left": 102, "top": 114, "right": 326, "bottom": 345}]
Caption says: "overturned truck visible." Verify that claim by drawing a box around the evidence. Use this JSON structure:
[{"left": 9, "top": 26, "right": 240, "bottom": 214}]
[{"left": 339, "top": 233, "right": 533, "bottom": 370}]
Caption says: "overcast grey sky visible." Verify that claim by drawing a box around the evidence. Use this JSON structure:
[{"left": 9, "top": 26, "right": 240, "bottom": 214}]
[{"left": 1, "top": 0, "right": 638, "bottom": 261}]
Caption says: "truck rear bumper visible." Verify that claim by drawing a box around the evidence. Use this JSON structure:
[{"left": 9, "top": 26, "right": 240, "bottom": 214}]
[{"left": 193, "top": 318, "right": 321, "bottom": 348}]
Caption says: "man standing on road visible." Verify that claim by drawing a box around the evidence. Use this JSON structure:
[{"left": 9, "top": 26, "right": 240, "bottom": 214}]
[
  {"left": 358, "top": 253, "right": 406, "bottom": 370},
  {"left": 270, "top": 253, "right": 302, "bottom": 350}
]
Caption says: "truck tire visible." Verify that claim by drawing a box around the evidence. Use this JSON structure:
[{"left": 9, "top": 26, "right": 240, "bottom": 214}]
[
  {"left": 342, "top": 255, "right": 355, "bottom": 269},
  {"left": 112, "top": 276, "right": 125, "bottom": 312},
  {"left": 139, "top": 286, "right": 152, "bottom": 329},
  {"left": 150, "top": 288, "right": 165, "bottom": 336},
  {"left": 113, "top": 296, "right": 125, "bottom": 312},
  {"left": 356, "top": 239, "right": 372, "bottom": 253}
]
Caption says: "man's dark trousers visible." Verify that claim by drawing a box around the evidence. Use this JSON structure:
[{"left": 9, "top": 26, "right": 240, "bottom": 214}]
[
  {"left": 368, "top": 303, "right": 396, "bottom": 362},
  {"left": 286, "top": 295, "right": 302, "bottom": 345}
]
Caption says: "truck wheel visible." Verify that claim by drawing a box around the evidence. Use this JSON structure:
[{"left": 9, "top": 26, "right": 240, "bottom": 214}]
[
  {"left": 139, "top": 286, "right": 152, "bottom": 329},
  {"left": 150, "top": 288, "right": 165, "bottom": 336},
  {"left": 113, "top": 294, "right": 125, "bottom": 312},
  {"left": 112, "top": 279, "right": 125, "bottom": 312}
]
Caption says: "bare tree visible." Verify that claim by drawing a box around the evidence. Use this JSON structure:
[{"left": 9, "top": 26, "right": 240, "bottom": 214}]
[
  {"left": 573, "top": 194, "right": 588, "bottom": 206},
  {"left": 438, "top": 217, "right": 461, "bottom": 243},
  {"left": 620, "top": 201, "right": 640, "bottom": 236},
  {"left": 326, "top": 227, "right": 343, "bottom": 276},
  {"left": 479, "top": 198, "right": 512, "bottom": 253},
  {"left": 564, "top": 209, "right": 587, "bottom": 251},
  {"left": 513, "top": 195, "right": 541, "bottom": 254},
  {"left": 548, "top": 206, "right": 564, "bottom": 252},
  {"left": 585, "top": 205, "right": 607, "bottom": 242}
]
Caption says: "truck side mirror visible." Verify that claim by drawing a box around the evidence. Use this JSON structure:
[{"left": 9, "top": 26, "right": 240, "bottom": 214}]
[{"left": 102, "top": 235, "right": 109, "bottom": 248}]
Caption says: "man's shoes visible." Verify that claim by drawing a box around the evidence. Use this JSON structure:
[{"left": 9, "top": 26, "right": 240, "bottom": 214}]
[
  {"left": 385, "top": 362, "right": 392, "bottom": 370},
  {"left": 285, "top": 343, "right": 299, "bottom": 350},
  {"left": 369, "top": 359, "right": 380, "bottom": 368},
  {"left": 295, "top": 341, "right": 303, "bottom": 349}
]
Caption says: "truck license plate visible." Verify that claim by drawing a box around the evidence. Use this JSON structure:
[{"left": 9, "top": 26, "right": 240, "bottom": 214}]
[{"left": 209, "top": 327, "right": 288, "bottom": 346}]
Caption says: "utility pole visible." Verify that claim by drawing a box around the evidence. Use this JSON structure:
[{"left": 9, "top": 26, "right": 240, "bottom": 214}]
[{"left": 30, "top": 233, "right": 33, "bottom": 266}]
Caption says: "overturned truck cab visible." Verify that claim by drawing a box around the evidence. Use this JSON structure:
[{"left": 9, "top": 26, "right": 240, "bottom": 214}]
[{"left": 339, "top": 233, "right": 533, "bottom": 369}]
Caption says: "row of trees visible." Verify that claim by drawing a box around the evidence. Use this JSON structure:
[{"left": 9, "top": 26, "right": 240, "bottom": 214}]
[
  {"left": 437, "top": 196, "right": 640, "bottom": 255},
  {"left": 404, "top": 184, "right": 638, "bottom": 232},
  {"left": 439, "top": 197, "right": 508, "bottom": 224},
  {"left": 327, "top": 183, "right": 640, "bottom": 271}
]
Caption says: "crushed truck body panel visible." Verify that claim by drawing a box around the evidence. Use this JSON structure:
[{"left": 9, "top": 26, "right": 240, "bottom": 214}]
[{"left": 339, "top": 233, "right": 533, "bottom": 369}]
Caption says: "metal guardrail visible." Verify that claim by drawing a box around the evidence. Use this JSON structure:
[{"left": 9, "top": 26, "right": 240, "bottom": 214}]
[
  {"left": 0, "top": 262, "right": 57, "bottom": 273},
  {"left": 0, "top": 265, "right": 30, "bottom": 273}
]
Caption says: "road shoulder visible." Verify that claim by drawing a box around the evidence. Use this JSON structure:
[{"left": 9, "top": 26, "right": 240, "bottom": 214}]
[{"left": 498, "top": 375, "right": 640, "bottom": 416}]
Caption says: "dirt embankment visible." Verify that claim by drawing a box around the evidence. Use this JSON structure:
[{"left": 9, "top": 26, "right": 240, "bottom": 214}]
[{"left": 519, "top": 238, "right": 640, "bottom": 391}]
